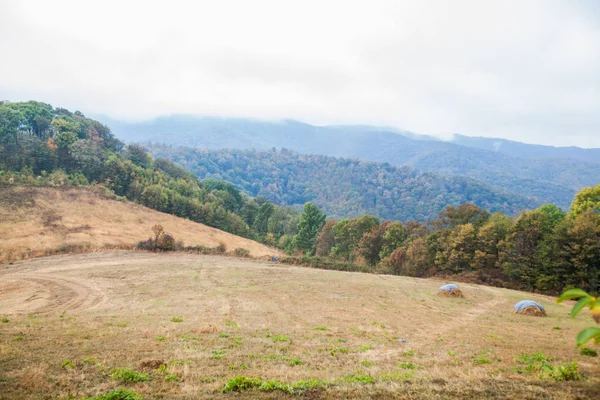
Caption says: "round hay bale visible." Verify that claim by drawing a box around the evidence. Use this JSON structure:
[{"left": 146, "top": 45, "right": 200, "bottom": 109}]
[
  {"left": 513, "top": 300, "right": 546, "bottom": 317},
  {"left": 436, "top": 288, "right": 464, "bottom": 297},
  {"left": 515, "top": 306, "right": 547, "bottom": 317}
]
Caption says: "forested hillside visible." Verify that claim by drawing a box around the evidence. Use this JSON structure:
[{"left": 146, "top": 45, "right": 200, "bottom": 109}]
[
  {"left": 0, "top": 101, "right": 299, "bottom": 243},
  {"left": 105, "top": 115, "right": 600, "bottom": 209},
  {"left": 147, "top": 145, "right": 540, "bottom": 222}
]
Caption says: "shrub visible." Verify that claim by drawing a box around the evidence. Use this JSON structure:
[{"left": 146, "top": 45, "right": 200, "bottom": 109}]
[
  {"left": 110, "top": 368, "right": 151, "bottom": 383},
  {"left": 61, "top": 359, "right": 76, "bottom": 369},
  {"left": 1, "top": 316, "right": 8, "bottom": 323},
  {"left": 580, "top": 347, "right": 598, "bottom": 357},
  {"left": 234, "top": 248, "right": 250, "bottom": 257},
  {"left": 216, "top": 242, "right": 227, "bottom": 254},
  {"left": 272, "top": 334, "right": 290, "bottom": 342},
  {"left": 171, "top": 317, "right": 183, "bottom": 323},
  {"left": 221, "top": 376, "right": 263, "bottom": 392},
  {"left": 289, "top": 357, "right": 303, "bottom": 366},
  {"left": 398, "top": 362, "right": 420, "bottom": 369},
  {"left": 552, "top": 362, "right": 581, "bottom": 381},
  {"left": 136, "top": 225, "right": 179, "bottom": 251}
]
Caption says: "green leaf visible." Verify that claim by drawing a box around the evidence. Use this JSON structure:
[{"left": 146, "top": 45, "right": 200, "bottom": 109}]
[
  {"left": 570, "top": 297, "right": 593, "bottom": 318},
  {"left": 576, "top": 327, "right": 600, "bottom": 347},
  {"left": 557, "top": 289, "right": 590, "bottom": 303}
]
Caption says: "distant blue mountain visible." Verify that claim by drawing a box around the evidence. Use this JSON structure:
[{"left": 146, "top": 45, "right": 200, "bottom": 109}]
[
  {"left": 99, "top": 115, "right": 600, "bottom": 210},
  {"left": 450, "top": 134, "right": 600, "bottom": 163}
]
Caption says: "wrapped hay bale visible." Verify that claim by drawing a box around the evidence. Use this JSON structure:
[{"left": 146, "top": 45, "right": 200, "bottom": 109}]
[
  {"left": 436, "top": 284, "right": 464, "bottom": 297},
  {"left": 513, "top": 300, "right": 546, "bottom": 317}
]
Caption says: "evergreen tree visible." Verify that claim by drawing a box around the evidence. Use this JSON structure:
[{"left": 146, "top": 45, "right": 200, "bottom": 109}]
[{"left": 293, "top": 202, "right": 326, "bottom": 254}]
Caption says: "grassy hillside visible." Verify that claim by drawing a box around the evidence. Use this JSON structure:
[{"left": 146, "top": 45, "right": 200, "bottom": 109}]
[
  {"left": 147, "top": 146, "right": 540, "bottom": 221},
  {"left": 0, "top": 252, "right": 598, "bottom": 399},
  {"left": 0, "top": 186, "right": 280, "bottom": 261}
]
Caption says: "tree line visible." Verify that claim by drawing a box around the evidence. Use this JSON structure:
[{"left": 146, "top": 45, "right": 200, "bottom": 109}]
[{"left": 286, "top": 191, "right": 599, "bottom": 296}]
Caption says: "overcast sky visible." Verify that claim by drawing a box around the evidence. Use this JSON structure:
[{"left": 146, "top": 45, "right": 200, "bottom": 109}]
[{"left": 1, "top": 1, "right": 599, "bottom": 147}]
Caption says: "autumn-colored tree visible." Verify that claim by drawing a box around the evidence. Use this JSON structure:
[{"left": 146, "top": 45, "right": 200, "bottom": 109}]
[
  {"left": 473, "top": 212, "right": 512, "bottom": 270},
  {"left": 383, "top": 237, "right": 429, "bottom": 277},
  {"left": 357, "top": 222, "right": 390, "bottom": 267},
  {"left": 435, "top": 203, "right": 490, "bottom": 230},
  {"left": 315, "top": 220, "right": 337, "bottom": 257},
  {"left": 435, "top": 223, "right": 477, "bottom": 274}
]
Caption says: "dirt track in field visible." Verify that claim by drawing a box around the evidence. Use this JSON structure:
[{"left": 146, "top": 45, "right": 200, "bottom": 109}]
[{"left": 0, "top": 274, "right": 107, "bottom": 314}]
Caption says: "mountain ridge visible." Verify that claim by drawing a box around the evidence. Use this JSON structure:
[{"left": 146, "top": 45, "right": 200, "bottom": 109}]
[{"left": 101, "top": 115, "right": 600, "bottom": 209}]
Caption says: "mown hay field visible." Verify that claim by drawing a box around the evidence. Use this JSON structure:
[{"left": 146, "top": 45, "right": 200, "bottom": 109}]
[
  {"left": 0, "top": 186, "right": 281, "bottom": 262},
  {"left": 0, "top": 252, "right": 599, "bottom": 399}
]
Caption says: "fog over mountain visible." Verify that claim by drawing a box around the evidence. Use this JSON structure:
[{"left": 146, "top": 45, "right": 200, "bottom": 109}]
[{"left": 2, "top": 1, "right": 600, "bottom": 147}]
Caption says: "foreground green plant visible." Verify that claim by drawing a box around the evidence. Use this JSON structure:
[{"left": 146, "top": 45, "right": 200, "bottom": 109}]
[
  {"left": 110, "top": 368, "right": 151, "bottom": 383},
  {"left": 580, "top": 347, "right": 598, "bottom": 357},
  {"left": 514, "top": 352, "right": 581, "bottom": 381},
  {"left": 557, "top": 289, "right": 600, "bottom": 346},
  {"left": 82, "top": 388, "right": 142, "bottom": 400},
  {"left": 221, "top": 376, "right": 330, "bottom": 394}
]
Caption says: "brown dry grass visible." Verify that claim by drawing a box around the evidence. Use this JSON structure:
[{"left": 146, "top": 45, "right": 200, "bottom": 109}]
[
  {"left": 0, "top": 186, "right": 281, "bottom": 261},
  {"left": 515, "top": 306, "right": 547, "bottom": 317},
  {"left": 436, "top": 288, "right": 465, "bottom": 298},
  {"left": 0, "top": 252, "right": 598, "bottom": 399}
]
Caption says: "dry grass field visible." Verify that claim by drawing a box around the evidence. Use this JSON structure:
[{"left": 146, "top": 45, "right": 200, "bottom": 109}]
[
  {"left": 0, "top": 186, "right": 281, "bottom": 261},
  {"left": 0, "top": 252, "right": 598, "bottom": 399}
]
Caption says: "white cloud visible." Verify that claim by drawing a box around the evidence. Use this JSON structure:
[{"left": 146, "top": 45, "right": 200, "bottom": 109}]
[{"left": 1, "top": 0, "right": 599, "bottom": 147}]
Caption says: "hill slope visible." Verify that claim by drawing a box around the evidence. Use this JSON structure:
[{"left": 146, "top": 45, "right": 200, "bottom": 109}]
[
  {"left": 148, "top": 146, "right": 541, "bottom": 221},
  {"left": 0, "top": 186, "right": 280, "bottom": 261},
  {"left": 105, "top": 115, "right": 600, "bottom": 209},
  {"left": 1, "top": 252, "right": 598, "bottom": 399}
]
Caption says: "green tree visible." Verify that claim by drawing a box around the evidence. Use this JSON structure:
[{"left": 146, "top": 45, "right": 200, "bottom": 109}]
[
  {"left": 500, "top": 210, "right": 553, "bottom": 290},
  {"left": 292, "top": 202, "right": 326, "bottom": 254},
  {"left": 253, "top": 203, "right": 274, "bottom": 236},
  {"left": 69, "top": 139, "right": 106, "bottom": 181},
  {"left": 379, "top": 221, "right": 408, "bottom": 259},
  {"left": 570, "top": 185, "right": 600, "bottom": 217},
  {"left": 548, "top": 211, "right": 600, "bottom": 294},
  {"left": 125, "top": 144, "right": 153, "bottom": 169},
  {"left": 331, "top": 215, "right": 379, "bottom": 261}
]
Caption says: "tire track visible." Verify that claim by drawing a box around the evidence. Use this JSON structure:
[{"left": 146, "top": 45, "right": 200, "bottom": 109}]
[{"left": 0, "top": 274, "right": 107, "bottom": 314}]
